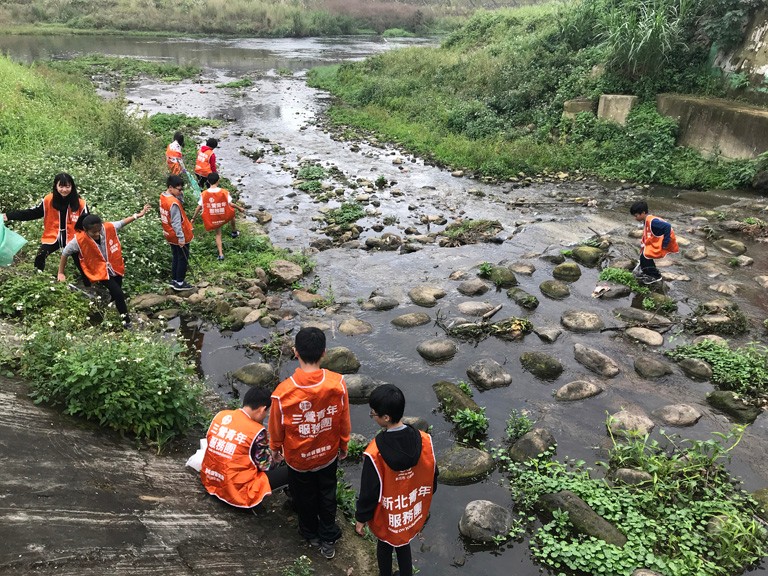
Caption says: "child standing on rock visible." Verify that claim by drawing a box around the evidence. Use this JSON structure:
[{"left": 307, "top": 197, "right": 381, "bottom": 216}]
[
  {"left": 192, "top": 172, "right": 246, "bottom": 261},
  {"left": 355, "top": 384, "right": 437, "bottom": 576},
  {"left": 630, "top": 200, "right": 678, "bottom": 285}
]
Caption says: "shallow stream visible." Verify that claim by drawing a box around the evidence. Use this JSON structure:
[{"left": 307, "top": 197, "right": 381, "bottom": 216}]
[{"left": 2, "top": 34, "right": 767, "bottom": 576}]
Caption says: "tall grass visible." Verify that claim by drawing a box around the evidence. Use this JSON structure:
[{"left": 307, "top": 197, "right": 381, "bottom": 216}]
[{"left": 308, "top": 1, "right": 760, "bottom": 189}]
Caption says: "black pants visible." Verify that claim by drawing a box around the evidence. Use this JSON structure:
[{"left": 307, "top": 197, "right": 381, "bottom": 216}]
[
  {"left": 35, "top": 244, "right": 89, "bottom": 284},
  {"left": 98, "top": 275, "right": 128, "bottom": 321},
  {"left": 377, "top": 539, "right": 413, "bottom": 576},
  {"left": 287, "top": 459, "right": 341, "bottom": 543},
  {"left": 639, "top": 253, "right": 661, "bottom": 279},
  {"left": 170, "top": 243, "right": 189, "bottom": 283},
  {"left": 265, "top": 463, "right": 290, "bottom": 492},
  {"left": 195, "top": 173, "right": 208, "bottom": 189}
]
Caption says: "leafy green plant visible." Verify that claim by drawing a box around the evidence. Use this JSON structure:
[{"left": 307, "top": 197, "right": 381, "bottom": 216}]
[
  {"left": 457, "top": 380, "right": 473, "bottom": 397},
  {"left": 216, "top": 78, "right": 254, "bottom": 89},
  {"left": 501, "top": 426, "right": 767, "bottom": 576},
  {"left": 666, "top": 339, "right": 768, "bottom": 401},
  {"left": 22, "top": 325, "right": 207, "bottom": 448},
  {"left": 375, "top": 175, "right": 387, "bottom": 188},
  {"left": 335, "top": 467, "right": 357, "bottom": 520},
  {"left": 599, "top": 267, "right": 649, "bottom": 295},
  {"left": 346, "top": 437, "right": 367, "bottom": 461},
  {"left": 325, "top": 202, "right": 365, "bottom": 226},
  {"left": 297, "top": 165, "right": 327, "bottom": 180},
  {"left": 48, "top": 54, "right": 200, "bottom": 83},
  {"left": 505, "top": 409, "right": 534, "bottom": 442},
  {"left": 478, "top": 261, "right": 493, "bottom": 277},
  {"left": 148, "top": 113, "right": 222, "bottom": 137},
  {"left": 452, "top": 407, "right": 489, "bottom": 441},
  {"left": 282, "top": 555, "right": 314, "bottom": 576}
]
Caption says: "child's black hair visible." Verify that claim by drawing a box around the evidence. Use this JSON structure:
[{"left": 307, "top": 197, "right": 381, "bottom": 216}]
[
  {"left": 51, "top": 172, "right": 81, "bottom": 212},
  {"left": 205, "top": 137, "right": 218, "bottom": 149},
  {"left": 207, "top": 172, "right": 220, "bottom": 185},
  {"left": 242, "top": 386, "right": 271, "bottom": 409},
  {"left": 166, "top": 174, "right": 185, "bottom": 189},
  {"left": 369, "top": 384, "right": 406, "bottom": 422},
  {"left": 294, "top": 327, "right": 326, "bottom": 364},
  {"left": 75, "top": 213, "right": 102, "bottom": 232},
  {"left": 630, "top": 200, "right": 649, "bottom": 215},
  {"left": 173, "top": 131, "right": 185, "bottom": 147}
]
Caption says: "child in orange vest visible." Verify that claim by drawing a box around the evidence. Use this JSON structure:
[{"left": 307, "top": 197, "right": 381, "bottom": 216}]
[
  {"left": 166, "top": 131, "right": 186, "bottom": 175},
  {"left": 355, "top": 384, "right": 438, "bottom": 576},
  {"left": 194, "top": 137, "right": 218, "bottom": 189},
  {"left": 269, "top": 327, "right": 351, "bottom": 560},
  {"left": 57, "top": 206, "right": 150, "bottom": 328},
  {"left": 630, "top": 200, "right": 679, "bottom": 285},
  {"left": 191, "top": 172, "right": 246, "bottom": 261},
  {"left": 201, "top": 386, "right": 289, "bottom": 509}
]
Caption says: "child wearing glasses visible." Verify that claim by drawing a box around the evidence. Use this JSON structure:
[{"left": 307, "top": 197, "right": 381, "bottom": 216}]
[{"left": 355, "top": 384, "right": 438, "bottom": 576}]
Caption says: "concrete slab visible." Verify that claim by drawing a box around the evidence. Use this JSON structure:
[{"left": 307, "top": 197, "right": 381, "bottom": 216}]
[{"left": 597, "top": 95, "right": 638, "bottom": 125}]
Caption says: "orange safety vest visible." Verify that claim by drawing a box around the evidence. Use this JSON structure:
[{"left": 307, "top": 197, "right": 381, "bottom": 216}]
[
  {"left": 200, "top": 187, "right": 236, "bottom": 231},
  {"left": 159, "top": 193, "right": 194, "bottom": 245},
  {"left": 75, "top": 223, "right": 125, "bottom": 282},
  {"left": 194, "top": 147, "right": 215, "bottom": 177},
  {"left": 365, "top": 431, "right": 436, "bottom": 547},
  {"left": 166, "top": 142, "right": 184, "bottom": 175},
  {"left": 642, "top": 214, "right": 678, "bottom": 259},
  {"left": 41, "top": 194, "right": 86, "bottom": 245},
  {"left": 201, "top": 409, "right": 272, "bottom": 508},
  {"left": 270, "top": 370, "right": 350, "bottom": 471}
]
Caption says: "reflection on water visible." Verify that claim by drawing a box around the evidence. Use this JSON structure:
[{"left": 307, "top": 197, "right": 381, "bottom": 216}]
[{"left": 0, "top": 34, "right": 436, "bottom": 74}]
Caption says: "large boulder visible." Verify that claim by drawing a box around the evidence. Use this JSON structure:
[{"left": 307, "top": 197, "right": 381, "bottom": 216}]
[
  {"left": 437, "top": 445, "right": 495, "bottom": 485},
  {"left": 457, "top": 278, "right": 490, "bottom": 296},
  {"left": 574, "top": 343, "right": 620, "bottom": 377},
  {"left": 651, "top": 404, "right": 702, "bottom": 427},
  {"left": 713, "top": 238, "right": 747, "bottom": 256},
  {"left": 457, "top": 301, "right": 497, "bottom": 316},
  {"left": 625, "top": 327, "right": 663, "bottom": 346},
  {"left": 486, "top": 266, "right": 518, "bottom": 288},
  {"left": 519, "top": 352, "right": 564, "bottom": 381},
  {"left": 707, "top": 391, "right": 762, "bottom": 424},
  {"left": 678, "top": 357, "right": 712, "bottom": 381},
  {"left": 561, "top": 310, "right": 605, "bottom": 332},
  {"left": 555, "top": 380, "right": 603, "bottom": 401},
  {"left": 433, "top": 381, "right": 481, "bottom": 417},
  {"left": 571, "top": 245, "right": 605, "bottom": 267},
  {"left": 231, "top": 363, "right": 277, "bottom": 388},
  {"left": 391, "top": 312, "right": 431, "bottom": 328},
  {"left": 338, "top": 318, "right": 373, "bottom": 336},
  {"left": 131, "top": 293, "right": 170, "bottom": 310},
  {"left": 320, "top": 346, "right": 361, "bottom": 373},
  {"left": 509, "top": 428, "right": 556, "bottom": 462},
  {"left": 345, "top": 374, "right": 382, "bottom": 403},
  {"left": 417, "top": 338, "right": 458, "bottom": 362},
  {"left": 361, "top": 296, "right": 399, "bottom": 311},
  {"left": 459, "top": 500, "right": 515, "bottom": 543},
  {"left": 538, "top": 490, "right": 627, "bottom": 546},
  {"left": 408, "top": 284, "right": 447, "bottom": 307},
  {"left": 552, "top": 262, "right": 582, "bottom": 281},
  {"left": 507, "top": 287, "right": 539, "bottom": 310},
  {"left": 540, "top": 280, "right": 570, "bottom": 299},
  {"left": 466, "top": 358, "right": 513, "bottom": 390},
  {"left": 269, "top": 259, "right": 304, "bottom": 285}
]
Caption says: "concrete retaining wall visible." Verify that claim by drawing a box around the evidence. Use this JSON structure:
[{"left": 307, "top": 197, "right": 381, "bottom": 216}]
[{"left": 656, "top": 94, "right": 768, "bottom": 160}]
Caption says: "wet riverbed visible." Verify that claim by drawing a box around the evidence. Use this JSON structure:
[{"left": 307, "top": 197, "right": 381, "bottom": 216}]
[{"left": 2, "top": 34, "right": 767, "bottom": 576}]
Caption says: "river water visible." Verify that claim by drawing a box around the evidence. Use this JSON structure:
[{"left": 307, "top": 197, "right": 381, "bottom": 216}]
[{"left": 2, "top": 34, "right": 767, "bottom": 576}]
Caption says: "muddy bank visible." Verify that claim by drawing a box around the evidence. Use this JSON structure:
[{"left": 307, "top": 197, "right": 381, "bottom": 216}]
[{"left": 0, "top": 375, "right": 375, "bottom": 576}]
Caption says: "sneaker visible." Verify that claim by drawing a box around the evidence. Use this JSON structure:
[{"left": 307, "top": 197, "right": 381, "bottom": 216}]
[
  {"left": 640, "top": 275, "right": 662, "bottom": 285},
  {"left": 306, "top": 537, "right": 320, "bottom": 548},
  {"left": 320, "top": 541, "right": 335, "bottom": 560},
  {"left": 217, "top": 255, "right": 225, "bottom": 261},
  {"left": 172, "top": 281, "right": 195, "bottom": 291},
  {"left": 230, "top": 230, "right": 240, "bottom": 239}
]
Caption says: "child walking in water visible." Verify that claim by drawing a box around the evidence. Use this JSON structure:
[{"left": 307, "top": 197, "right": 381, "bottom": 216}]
[
  {"left": 57, "top": 205, "right": 151, "bottom": 328},
  {"left": 192, "top": 172, "right": 245, "bottom": 261},
  {"left": 630, "top": 200, "right": 678, "bottom": 285}
]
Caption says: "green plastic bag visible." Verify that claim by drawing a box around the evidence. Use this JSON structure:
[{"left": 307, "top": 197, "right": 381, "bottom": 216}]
[
  {"left": 184, "top": 170, "right": 202, "bottom": 204},
  {"left": 0, "top": 219, "right": 28, "bottom": 266}
]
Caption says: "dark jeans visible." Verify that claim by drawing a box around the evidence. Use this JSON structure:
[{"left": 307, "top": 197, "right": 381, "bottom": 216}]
[
  {"left": 36, "top": 244, "right": 89, "bottom": 284},
  {"left": 639, "top": 253, "right": 661, "bottom": 279},
  {"left": 98, "top": 275, "right": 128, "bottom": 321},
  {"left": 195, "top": 173, "right": 208, "bottom": 189},
  {"left": 265, "top": 463, "right": 290, "bottom": 492},
  {"left": 377, "top": 539, "right": 413, "bottom": 576},
  {"left": 170, "top": 243, "right": 190, "bottom": 283},
  {"left": 287, "top": 459, "right": 341, "bottom": 543}
]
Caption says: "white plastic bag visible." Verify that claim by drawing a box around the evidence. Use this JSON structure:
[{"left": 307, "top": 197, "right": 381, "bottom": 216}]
[{"left": 185, "top": 438, "right": 207, "bottom": 472}]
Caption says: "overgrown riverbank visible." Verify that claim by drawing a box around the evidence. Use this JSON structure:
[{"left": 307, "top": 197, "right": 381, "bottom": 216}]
[{"left": 308, "top": 1, "right": 764, "bottom": 189}]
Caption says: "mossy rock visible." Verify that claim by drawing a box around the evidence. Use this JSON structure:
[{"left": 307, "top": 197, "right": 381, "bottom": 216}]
[
  {"left": 540, "top": 280, "right": 570, "bottom": 300},
  {"left": 437, "top": 445, "right": 495, "bottom": 485},
  {"left": 519, "top": 351, "right": 564, "bottom": 381},
  {"left": 487, "top": 266, "right": 518, "bottom": 288},
  {"left": 571, "top": 245, "right": 605, "bottom": 267},
  {"left": 507, "top": 287, "right": 539, "bottom": 310},
  {"left": 552, "top": 262, "right": 582, "bottom": 282},
  {"left": 432, "top": 381, "right": 481, "bottom": 417},
  {"left": 706, "top": 390, "right": 761, "bottom": 424}
]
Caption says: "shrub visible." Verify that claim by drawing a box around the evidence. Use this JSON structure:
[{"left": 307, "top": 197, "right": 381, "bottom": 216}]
[
  {"left": 505, "top": 409, "right": 534, "bottom": 442},
  {"left": 452, "top": 407, "right": 489, "bottom": 441},
  {"left": 22, "top": 325, "right": 207, "bottom": 448}
]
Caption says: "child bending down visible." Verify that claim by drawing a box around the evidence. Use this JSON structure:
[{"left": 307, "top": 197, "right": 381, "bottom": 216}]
[
  {"left": 192, "top": 172, "right": 246, "bottom": 261},
  {"left": 57, "top": 206, "right": 150, "bottom": 327}
]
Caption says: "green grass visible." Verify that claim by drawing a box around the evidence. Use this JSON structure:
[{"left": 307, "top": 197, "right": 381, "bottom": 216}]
[
  {"left": 47, "top": 54, "right": 201, "bottom": 82},
  {"left": 216, "top": 78, "right": 254, "bottom": 89},
  {"left": 307, "top": 2, "right": 760, "bottom": 189}
]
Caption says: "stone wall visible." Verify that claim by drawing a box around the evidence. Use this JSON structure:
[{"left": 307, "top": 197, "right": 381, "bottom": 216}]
[{"left": 714, "top": 8, "right": 768, "bottom": 84}]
